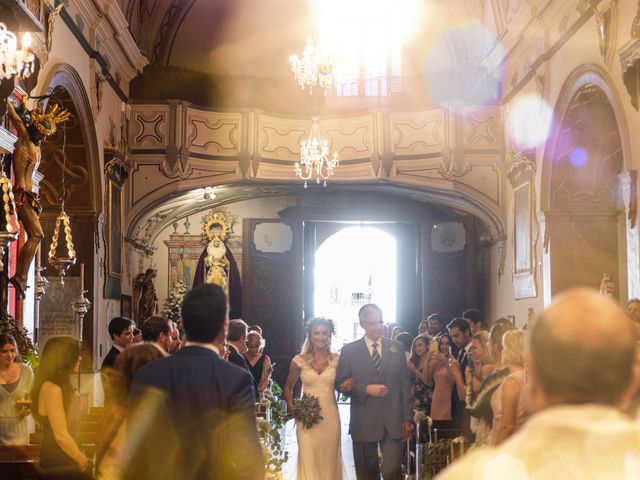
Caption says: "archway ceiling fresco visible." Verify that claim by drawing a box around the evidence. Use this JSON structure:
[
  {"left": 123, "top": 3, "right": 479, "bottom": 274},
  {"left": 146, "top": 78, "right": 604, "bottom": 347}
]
[{"left": 116, "top": 0, "right": 489, "bottom": 77}]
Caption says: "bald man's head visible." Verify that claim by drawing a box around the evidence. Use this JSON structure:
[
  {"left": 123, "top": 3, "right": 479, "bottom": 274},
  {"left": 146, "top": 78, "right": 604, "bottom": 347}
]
[{"left": 530, "top": 288, "right": 638, "bottom": 407}]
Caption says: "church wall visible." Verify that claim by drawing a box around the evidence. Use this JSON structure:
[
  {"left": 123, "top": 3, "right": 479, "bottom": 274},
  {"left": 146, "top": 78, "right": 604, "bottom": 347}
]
[
  {"left": 16, "top": 1, "right": 146, "bottom": 375},
  {"left": 488, "top": 1, "right": 640, "bottom": 324}
]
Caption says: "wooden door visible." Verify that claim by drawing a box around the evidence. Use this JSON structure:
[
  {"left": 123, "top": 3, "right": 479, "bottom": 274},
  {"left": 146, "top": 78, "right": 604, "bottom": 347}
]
[{"left": 242, "top": 219, "right": 303, "bottom": 387}]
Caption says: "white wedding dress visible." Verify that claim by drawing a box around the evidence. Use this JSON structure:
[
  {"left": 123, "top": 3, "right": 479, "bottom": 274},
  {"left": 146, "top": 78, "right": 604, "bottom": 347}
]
[{"left": 293, "top": 353, "right": 344, "bottom": 480}]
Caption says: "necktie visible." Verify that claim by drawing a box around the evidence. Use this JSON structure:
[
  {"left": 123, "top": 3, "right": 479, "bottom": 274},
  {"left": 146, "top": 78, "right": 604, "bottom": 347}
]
[{"left": 371, "top": 342, "right": 381, "bottom": 375}]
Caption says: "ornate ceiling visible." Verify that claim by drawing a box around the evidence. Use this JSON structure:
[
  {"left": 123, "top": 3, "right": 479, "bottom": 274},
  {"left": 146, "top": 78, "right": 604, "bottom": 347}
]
[{"left": 116, "top": 0, "right": 492, "bottom": 77}]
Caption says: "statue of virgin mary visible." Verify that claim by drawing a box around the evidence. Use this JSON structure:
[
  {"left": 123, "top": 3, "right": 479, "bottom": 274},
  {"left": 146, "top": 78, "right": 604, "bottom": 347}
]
[{"left": 192, "top": 210, "right": 242, "bottom": 318}]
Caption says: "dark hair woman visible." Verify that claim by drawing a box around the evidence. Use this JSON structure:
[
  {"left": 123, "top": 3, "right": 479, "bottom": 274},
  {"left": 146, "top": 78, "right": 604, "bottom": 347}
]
[
  {"left": 407, "top": 335, "right": 431, "bottom": 414},
  {"left": 31, "top": 336, "right": 91, "bottom": 479},
  {"left": 0, "top": 333, "right": 34, "bottom": 445},
  {"left": 425, "top": 334, "right": 465, "bottom": 422}
]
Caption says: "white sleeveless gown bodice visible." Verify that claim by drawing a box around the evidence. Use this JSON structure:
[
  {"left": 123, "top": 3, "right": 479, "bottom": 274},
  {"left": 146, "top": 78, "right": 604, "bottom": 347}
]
[{"left": 293, "top": 353, "right": 343, "bottom": 480}]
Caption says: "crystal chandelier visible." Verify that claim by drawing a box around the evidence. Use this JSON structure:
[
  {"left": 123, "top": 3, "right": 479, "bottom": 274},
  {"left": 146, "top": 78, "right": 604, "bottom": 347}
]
[
  {"left": 0, "top": 23, "right": 34, "bottom": 80},
  {"left": 289, "top": 37, "right": 353, "bottom": 92},
  {"left": 295, "top": 119, "right": 339, "bottom": 187}
]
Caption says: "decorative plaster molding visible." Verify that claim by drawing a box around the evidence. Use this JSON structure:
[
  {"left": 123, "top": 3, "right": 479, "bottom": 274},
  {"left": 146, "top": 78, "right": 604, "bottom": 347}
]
[{"left": 505, "top": 149, "right": 536, "bottom": 186}]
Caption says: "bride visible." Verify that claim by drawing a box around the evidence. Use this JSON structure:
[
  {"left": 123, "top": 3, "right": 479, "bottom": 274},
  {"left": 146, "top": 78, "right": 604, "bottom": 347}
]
[{"left": 284, "top": 318, "right": 351, "bottom": 480}]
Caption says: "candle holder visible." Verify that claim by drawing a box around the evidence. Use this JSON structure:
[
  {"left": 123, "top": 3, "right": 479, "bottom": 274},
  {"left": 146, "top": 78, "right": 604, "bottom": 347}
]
[{"left": 0, "top": 169, "right": 18, "bottom": 271}]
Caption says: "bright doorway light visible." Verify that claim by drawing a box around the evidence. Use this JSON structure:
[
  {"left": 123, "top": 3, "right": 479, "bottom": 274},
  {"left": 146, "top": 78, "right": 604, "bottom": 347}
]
[{"left": 314, "top": 226, "right": 396, "bottom": 349}]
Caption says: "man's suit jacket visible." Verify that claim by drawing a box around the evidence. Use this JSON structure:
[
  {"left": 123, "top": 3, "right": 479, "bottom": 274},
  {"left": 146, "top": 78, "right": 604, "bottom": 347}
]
[
  {"left": 101, "top": 346, "right": 120, "bottom": 370},
  {"left": 335, "top": 337, "right": 412, "bottom": 442},
  {"left": 125, "top": 346, "right": 264, "bottom": 480},
  {"left": 228, "top": 344, "right": 249, "bottom": 370}
]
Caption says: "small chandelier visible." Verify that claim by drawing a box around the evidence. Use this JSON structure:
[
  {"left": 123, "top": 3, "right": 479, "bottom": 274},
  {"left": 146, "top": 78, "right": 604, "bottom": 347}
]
[
  {"left": 0, "top": 23, "right": 34, "bottom": 80},
  {"left": 295, "top": 119, "right": 339, "bottom": 188},
  {"left": 289, "top": 37, "right": 353, "bottom": 93},
  {"left": 47, "top": 208, "right": 76, "bottom": 284},
  {"left": 47, "top": 122, "right": 76, "bottom": 284}
]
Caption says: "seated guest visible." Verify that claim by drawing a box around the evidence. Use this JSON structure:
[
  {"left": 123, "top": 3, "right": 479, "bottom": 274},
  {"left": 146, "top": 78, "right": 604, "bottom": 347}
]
[
  {"left": 32, "top": 336, "right": 92, "bottom": 479},
  {"left": 426, "top": 335, "right": 465, "bottom": 423},
  {"left": 244, "top": 331, "right": 272, "bottom": 398},
  {"left": 95, "top": 344, "right": 164, "bottom": 480},
  {"left": 438, "top": 289, "right": 640, "bottom": 479},
  {"left": 0, "top": 333, "right": 34, "bottom": 445},
  {"left": 141, "top": 316, "right": 172, "bottom": 355},
  {"left": 101, "top": 317, "right": 134, "bottom": 370},
  {"left": 227, "top": 319, "right": 251, "bottom": 370},
  {"left": 125, "top": 284, "right": 264, "bottom": 480},
  {"left": 489, "top": 329, "right": 527, "bottom": 445}
]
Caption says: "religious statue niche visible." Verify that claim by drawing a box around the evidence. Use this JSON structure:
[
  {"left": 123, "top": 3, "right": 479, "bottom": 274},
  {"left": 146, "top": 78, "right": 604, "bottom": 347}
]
[
  {"left": 193, "top": 209, "right": 242, "bottom": 318},
  {"left": 6, "top": 95, "right": 70, "bottom": 299}
]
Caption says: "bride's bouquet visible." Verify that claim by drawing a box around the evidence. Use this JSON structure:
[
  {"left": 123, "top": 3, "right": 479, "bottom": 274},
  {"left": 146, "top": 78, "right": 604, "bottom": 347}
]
[{"left": 292, "top": 393, "right": 323, "bottom": 429}]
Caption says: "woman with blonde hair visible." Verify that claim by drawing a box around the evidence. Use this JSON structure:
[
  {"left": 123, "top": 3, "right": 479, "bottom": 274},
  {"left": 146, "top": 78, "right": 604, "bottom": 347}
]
[
  {"left": 466, "top": 320, "right": 515, "bottom": 446},
  {"left": 284, "top": 318, "right": 347, "bottom": 479},
  {"left": 489, "top": 329, "right": 527, "bottom": 445},
  {"left": 244, "top": 331, "right": 272, "bottom": 398}
]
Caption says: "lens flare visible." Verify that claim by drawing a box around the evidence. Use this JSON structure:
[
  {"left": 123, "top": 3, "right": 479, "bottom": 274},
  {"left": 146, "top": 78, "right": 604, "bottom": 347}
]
[
  {"left": 422, "top": 20, "right": 504, "bottom": 110},
  {"left": 569, "top": 147, "right": 588, "bottom": 168},
  {"left": 507, "top": 95, "right": 554, "bottom": 149}
]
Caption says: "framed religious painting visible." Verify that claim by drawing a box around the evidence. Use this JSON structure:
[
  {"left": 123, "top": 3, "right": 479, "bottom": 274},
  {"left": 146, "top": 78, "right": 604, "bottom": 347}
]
[
  {"left": 104, "top": 147, "right": 129, "bottom": 299},
  {"left": 508, "top": 150, "right": 538, "bottom": 299},
  {"left": 513, "top": 182, "right": 537, "bottom": 298}
]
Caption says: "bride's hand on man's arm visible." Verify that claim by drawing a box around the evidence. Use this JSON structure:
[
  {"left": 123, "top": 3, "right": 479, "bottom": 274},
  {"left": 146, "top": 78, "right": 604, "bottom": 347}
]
[{"left": 339, "top": 378, "right": 355, "bottom": 392}]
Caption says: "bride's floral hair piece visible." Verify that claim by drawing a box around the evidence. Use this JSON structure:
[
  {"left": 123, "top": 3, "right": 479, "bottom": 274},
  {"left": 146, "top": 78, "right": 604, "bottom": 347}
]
[{"left": 301, "top": 317, "right": 336, "bottom": 357}]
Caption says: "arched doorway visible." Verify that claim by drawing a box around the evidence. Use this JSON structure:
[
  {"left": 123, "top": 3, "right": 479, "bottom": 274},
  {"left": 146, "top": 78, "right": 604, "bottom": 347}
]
[
  {"left": 542, "top": 70, "right": 626, "bottom": 301},
  {"left": 314, "top": 226, "right": 396, "bottom": 347},
  {"left": 34, "top": 65, "right": 101, "bottom": 367}
]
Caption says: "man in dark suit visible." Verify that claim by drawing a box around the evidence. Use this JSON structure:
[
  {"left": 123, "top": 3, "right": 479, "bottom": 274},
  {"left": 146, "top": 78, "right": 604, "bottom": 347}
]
[
  {"left": 101, "top": 316, "right": 134, "bottom": 370},
  {"left": 448, "top": 317, "right": 472, "bottom": 432},
  {"left": 227, "top": 318, "right": 250, "bottom": 369},
  {"left": 335, "top": 304, "right": 412, "bottom": 480},
  {"left": 125, "top": 284, "right": 264, "bottom": 480}
]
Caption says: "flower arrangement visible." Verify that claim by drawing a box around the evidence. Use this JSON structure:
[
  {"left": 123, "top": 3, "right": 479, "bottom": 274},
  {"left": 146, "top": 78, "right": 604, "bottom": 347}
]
[
  {"left": 292, "top": 392, "right": 323, "bottom": 429},
  {"left": 164, "top": 279, "right": 186, "bottom": 322},
  {"left": 0, "top": 313, "right": 38, "bottom": 368},
  {"left": 261, "top": 381, "right": 289, "bottom": 479}
]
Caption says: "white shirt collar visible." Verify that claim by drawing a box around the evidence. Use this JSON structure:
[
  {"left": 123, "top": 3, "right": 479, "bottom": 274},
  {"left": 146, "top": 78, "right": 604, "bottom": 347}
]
[
  {"left": 364, "top": 336, "right": 383, "bottom": 358},
  {"left": 113, "top": 344, "right": 125, "bottom": 353}
]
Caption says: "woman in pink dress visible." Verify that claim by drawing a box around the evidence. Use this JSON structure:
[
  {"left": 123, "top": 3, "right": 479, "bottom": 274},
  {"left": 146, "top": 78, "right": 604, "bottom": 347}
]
[
  {"left": 489, "top": 329, "right": 527, "bottom": 445},
  {"left": 425, "top": 335, "right": 465, "bottom": 422}
]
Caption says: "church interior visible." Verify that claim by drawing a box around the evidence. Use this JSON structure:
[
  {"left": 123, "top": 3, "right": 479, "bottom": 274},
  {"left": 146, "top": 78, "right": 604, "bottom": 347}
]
[{"left": 0, "top": 0, "right": 640, "bottom": 477}]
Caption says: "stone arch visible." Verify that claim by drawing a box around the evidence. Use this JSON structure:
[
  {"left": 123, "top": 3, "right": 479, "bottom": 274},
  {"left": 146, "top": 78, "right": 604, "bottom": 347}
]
[
  {"left": 540, "top": 64, "right": 628, "bottom": 300},
  {"left": 34, "top": 63, "right": 101, "bottom": 361}
]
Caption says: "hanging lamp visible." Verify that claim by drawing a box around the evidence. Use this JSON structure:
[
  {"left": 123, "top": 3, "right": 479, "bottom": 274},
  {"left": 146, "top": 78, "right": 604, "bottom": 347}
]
[{"left": 47, "top": 122, "right": 76, "bottom": 284}]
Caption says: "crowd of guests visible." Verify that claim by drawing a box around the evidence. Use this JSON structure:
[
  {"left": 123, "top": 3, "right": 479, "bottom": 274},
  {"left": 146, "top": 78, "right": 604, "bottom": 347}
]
[
  {"left": 380, "top": 309, "right": 529, "bottom": 448},
  {"left": 1, "top": 285, "right": 640, "bottom": 479}
]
